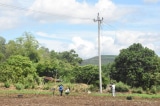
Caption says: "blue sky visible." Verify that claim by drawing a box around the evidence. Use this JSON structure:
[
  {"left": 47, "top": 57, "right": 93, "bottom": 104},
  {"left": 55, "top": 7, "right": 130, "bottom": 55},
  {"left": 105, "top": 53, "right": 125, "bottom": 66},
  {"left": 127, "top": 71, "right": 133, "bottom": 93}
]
[{"left": 0, "top": 0, "right": 160, "bottom": 59}]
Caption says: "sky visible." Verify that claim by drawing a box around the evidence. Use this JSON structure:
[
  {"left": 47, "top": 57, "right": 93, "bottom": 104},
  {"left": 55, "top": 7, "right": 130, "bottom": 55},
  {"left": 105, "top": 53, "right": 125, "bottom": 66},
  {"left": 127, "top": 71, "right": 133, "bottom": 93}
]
[{"left": 0, "top": 0, "right": 160, "bottom": 59}]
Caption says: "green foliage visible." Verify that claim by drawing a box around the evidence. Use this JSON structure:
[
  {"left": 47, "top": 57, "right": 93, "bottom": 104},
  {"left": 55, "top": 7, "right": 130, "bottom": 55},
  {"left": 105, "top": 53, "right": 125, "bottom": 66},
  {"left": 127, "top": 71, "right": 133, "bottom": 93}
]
[
  {"left": 150, "top": 86, "right": 157, "bottom": 94},
  {"left": 111, "top": 43, "right": 160, "bottom": 89},
  {"left": 16, "top": 32, "right": 40, "bottom": 62},
  {"left": 73, "top": 65, "right": 99, "bottom": 85},
  {"left": 0, "top": 36, "right": 6, "bottom": 63},
  {"left": 15, "top": 83, "right": 24, "bottom": 90},
  {"left": 115, "top": 82, "right": 130, "bottom": 92},
  {"left": 132, "top": 87, "right": 143, "bottom": 94},
  {"left": 4, "top": 81, "right": 10, "bottom": 88},
  {"left": 58, "top": 49, "right": 82, "bottom": 66},
  {"left": 89, "top": 84, "right": 98, "bottom": 91},
  {"left": 156, "top": 85, "right": 160, "bottom": 93},
  {"left": 36, "top": 60, "right": 56, "bottom": 77},
  {"left": 23, "top": 74, "right": 39, "bottom": 89},
  {"left": 81, "top": 55, "right": 116, "bottom": 66},
  {"left": 2, "top": 33, "right": 160, "bottom": 92},
  {"left": 43, "top": 83, "right": 53, "bottom": 90},
  {"left": 0, "top": 55, "right": 38, "bottom": 86},
  {"left": 72, "top": 65, "right": 109, "bottom": 88},
  {"left": 43, "top": 85, "right": 50, "bottom": 90}
]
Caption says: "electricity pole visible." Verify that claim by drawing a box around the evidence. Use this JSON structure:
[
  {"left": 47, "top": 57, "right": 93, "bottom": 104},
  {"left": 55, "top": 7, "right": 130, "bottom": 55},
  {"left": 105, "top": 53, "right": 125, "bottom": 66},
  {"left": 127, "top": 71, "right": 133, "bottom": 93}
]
[{"left": 94, "top": 13, "right": 103, "bottom": 93}]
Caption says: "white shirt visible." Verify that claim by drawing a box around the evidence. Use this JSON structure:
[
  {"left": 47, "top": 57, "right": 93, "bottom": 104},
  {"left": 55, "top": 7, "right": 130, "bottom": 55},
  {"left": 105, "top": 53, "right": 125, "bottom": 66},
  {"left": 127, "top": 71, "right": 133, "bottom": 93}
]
[
  {"left": 65, "top": 88, "right": 70, "bottom": 93},
  {"left": 111, "top": 84, "right": 115, "bottom": 90}
]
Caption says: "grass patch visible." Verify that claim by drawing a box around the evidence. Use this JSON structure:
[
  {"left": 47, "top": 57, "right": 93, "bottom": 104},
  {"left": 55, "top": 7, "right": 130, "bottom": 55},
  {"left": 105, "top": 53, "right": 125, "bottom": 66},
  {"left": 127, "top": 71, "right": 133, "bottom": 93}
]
[
  {"left": 90, "top": 92, "right": 160, "bottom": 99},
  {"left": 0, "top": 89, "right": 52, "bottom": 96}
]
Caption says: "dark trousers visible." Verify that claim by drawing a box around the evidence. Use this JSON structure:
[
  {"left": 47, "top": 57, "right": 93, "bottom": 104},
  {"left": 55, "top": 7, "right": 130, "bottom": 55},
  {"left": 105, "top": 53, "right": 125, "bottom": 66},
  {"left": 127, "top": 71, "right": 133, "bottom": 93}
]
[{"left": 60, "top": 90, "right": 63, "bottom": 96}]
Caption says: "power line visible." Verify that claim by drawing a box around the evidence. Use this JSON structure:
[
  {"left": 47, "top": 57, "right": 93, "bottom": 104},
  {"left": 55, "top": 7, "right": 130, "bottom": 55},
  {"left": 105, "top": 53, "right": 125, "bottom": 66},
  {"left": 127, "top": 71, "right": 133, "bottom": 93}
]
[
  {"left": 0, "top": 3, "right": 92, "bottom": 21},
  {"left": 102, "top": 22, "right": 118, "bottom": 31}
]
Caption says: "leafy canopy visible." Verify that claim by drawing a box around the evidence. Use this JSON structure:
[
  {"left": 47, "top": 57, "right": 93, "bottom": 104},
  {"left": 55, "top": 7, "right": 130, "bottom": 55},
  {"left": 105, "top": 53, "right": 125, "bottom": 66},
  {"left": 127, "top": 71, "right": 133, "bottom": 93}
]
[{"left": 111, "top": 43, "right": 160, "bottom": 89}]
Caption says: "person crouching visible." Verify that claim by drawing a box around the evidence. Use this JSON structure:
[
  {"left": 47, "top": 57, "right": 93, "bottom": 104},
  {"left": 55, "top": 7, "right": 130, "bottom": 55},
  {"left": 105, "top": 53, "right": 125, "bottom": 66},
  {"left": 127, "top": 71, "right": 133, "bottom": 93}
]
[{"left": 65, "top": 87, "right": 70, "bottom": 95}]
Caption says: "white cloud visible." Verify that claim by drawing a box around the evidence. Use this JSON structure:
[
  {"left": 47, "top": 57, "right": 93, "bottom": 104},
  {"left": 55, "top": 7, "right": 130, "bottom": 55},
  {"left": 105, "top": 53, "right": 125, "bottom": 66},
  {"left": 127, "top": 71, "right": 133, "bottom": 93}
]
[
  {"left": 36, "top": 31, "right": 68, "bottom": 40},
  {"left": 0, "top": 17, "right": 19, "bottom": 30},
  {"left": 27, "top": 0, "right": 129, "bottom": 24},
  {"left": 0, "top": 0, "right": 25, "bottom": 30},
  {"left": 36, "top": 30, "right": 160, "bottom": 59},
  {"left": 69, "top": 36, "right": 97, "bottom": 59},
  {"left": 37, "top": 38, "right": 69, "bottom": 52},
  {"left": 143, "top": 0, "right": 160, "bottom": 3},
  {"left": 0, "top": 0, "right": 12, "bottom": 4},
  {"left": 0, "top": 0, "right": 160, "bottom": 59},
  {"left": 101, "top": 35, "right": 120, "bottom": 55},
  {"left": 114, "top": 30, "right": 160, "bottom": 55}
]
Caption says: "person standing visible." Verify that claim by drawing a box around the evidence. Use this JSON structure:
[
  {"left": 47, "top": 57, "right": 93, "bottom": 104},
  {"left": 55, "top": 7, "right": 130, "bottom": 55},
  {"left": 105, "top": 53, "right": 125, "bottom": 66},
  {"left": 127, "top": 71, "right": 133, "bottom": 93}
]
[
  {"left": 111, "top": 83, "right": 115, "bottom": 97},
  {"left": 59, "top": 84, "right": 63, "bottom": 96}
]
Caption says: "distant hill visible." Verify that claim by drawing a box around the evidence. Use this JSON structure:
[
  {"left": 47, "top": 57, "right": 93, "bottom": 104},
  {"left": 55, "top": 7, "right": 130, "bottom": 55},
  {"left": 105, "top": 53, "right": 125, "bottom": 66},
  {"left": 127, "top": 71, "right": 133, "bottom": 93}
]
[{"left": 81, "top": 55, "right": 117, "bottom": 66}]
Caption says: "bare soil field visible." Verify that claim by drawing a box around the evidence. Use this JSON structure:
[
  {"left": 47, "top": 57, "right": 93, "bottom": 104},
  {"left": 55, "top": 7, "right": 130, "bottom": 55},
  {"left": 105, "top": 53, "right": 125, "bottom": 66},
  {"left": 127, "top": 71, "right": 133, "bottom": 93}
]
[{"left": 0, "top": 94, "right": 160, "bottom": 106}]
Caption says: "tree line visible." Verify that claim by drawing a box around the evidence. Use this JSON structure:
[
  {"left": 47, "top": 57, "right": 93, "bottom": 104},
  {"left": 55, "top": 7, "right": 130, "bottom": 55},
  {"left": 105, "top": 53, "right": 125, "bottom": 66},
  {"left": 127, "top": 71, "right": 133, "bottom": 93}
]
[
  {"left": 0, "top": 32, "right": 160, "bottom": 91},
  {"left": 0, "top": 32, "right": 109, "bottom": 89}
]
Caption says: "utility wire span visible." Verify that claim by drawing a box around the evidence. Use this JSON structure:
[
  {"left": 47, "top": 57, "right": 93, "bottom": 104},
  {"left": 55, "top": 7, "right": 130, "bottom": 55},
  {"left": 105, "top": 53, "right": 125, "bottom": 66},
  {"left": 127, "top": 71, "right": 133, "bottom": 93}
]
[
  {"left": 102, "top": 22, "right": 118, "bottom": 31},
  {"left": 0, "top": 3, "right": 92, "bottom": 21}
]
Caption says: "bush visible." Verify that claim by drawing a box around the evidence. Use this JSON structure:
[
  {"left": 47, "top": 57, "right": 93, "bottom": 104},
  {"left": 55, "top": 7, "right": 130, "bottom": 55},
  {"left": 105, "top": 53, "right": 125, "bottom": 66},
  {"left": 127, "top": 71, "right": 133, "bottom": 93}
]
[
  {"left": 89, "top": 84, "right": 98, "bottom": 91},
  {"left": 4, "top": 81, "right": 10, "bottom": 88},
  {"left": 15, "top": 83, "right": 24, "bottom": 90},
  {"left": 115, "top": 82, "right": 130, "bottom": 92},
  {"left": 43, "top": 84, "right": 50, "bottom": 90},
  {"left": 24, "top": 83, "right": 30, "bottom": 89},
  {"left": 126, "top": 96, "right": 132, "bottom": 100},
  {"left": 146, "top": 88, "right": 150, "bottom": 94},
  {"left": 35, "top": 76, "right": 41, "bottom": 85},
  {"left": 156, "top": 85, "right": 160, "bottom": 93},
  {"left": 132, "top": 87, "right": 143, "bottom": 94},
  {"left": 150, "top": 86, "right": 157, "bottom": 94}
]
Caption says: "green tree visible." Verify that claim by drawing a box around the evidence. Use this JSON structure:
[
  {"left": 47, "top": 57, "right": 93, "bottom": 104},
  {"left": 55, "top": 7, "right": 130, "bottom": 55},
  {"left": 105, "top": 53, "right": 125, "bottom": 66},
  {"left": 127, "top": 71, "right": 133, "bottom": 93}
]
[
  {"left": 4, "top": 32, "right": 40, "bottom": 63},
  {"left": 0, "top": 36, "right": 6, "bottom": 62},
  {"left": 0, "top": 55, "right": 38, "bottom": 84},
  {"left": 72, "top": 65, "right": 99, "bottom": 85},
  {"left": 111, "top": 43, "right": 160, "bottom": 89},
  {"left": 58, "top": 49, "right": 82, "bottom": 65},
  {"left": 38, "top": 46, "right": 50, "bottom": 62},
  {"left": 36, "top": 59, "right": 58, "bottom": 77},
  {"left": 102, "top": 63, "right": 113, "bottom": 84},
  {"left": 72, "top": 65, "right": 108, "bottom": 88},
  {"left": 5, "top": 40, "right": 17, "bottom": 59},
  {"left": 21, "top": 32, "right": 40, "bottom": 62}
]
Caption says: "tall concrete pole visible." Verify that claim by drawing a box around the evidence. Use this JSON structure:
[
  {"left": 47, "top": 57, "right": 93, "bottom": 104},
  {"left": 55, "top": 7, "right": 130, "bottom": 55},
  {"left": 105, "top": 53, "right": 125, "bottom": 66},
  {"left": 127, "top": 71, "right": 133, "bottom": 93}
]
[{"left": 94, "top": 13, "right": 103, "bottom": 93}]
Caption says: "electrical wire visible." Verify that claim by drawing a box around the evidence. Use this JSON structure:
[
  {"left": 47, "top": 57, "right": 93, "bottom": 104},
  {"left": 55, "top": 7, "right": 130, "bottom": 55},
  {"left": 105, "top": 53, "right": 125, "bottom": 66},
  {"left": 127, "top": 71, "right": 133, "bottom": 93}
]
[
  {"left": 100, "top": 22, "right": 117, "bottom": 44},
  {"left": 102, "top": 22, "right": 118, "bottom": 31},
  {"left": 0, "top": 3, "right": 93, "bottom": 21}
]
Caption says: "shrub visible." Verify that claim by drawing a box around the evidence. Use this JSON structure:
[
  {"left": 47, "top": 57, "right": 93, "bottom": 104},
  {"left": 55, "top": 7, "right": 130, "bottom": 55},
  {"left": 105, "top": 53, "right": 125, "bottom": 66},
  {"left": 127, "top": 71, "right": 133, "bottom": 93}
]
[
  {"left": 15, "top": 83, "right": 24, "bottom": 90},
  {"left": 43, "top": 84, "right": 50, "bottom": 90},
  {"left": 35, "top": 76, "right": 41, "bottom": 85},
  {"left": 150, "top": 86, "right": 157, "bottom": 94},
  {"left": 89, "top": 84, "right": 98, "bottom": 91},
  {"left": 146, "top": 88, "right": 150, "bottom": 94},
  {"left": 132, "top": 87, "right": 143, "bottom": 94},
  {"left": 24, "top": 83, "right": 30, "bottom": 89},
  {"left": 4, "top": 81, "right": 10, "bottom": 88},
  {"left": 115, "top": 82, "right": 130, "bottom": 92},
  {"left": 156, "top": 85, "right": 160, "bottom": 93},
  {"left": 126, "top": 96, "right": 132, "bottom": 100}
]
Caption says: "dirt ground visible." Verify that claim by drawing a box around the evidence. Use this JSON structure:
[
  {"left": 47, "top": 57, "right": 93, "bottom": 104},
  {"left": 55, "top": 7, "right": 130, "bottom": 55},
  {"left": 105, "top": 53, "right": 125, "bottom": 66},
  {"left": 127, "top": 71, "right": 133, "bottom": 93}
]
[{"left": 0, "top": 94, "right": 160, "bottom": 106}]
